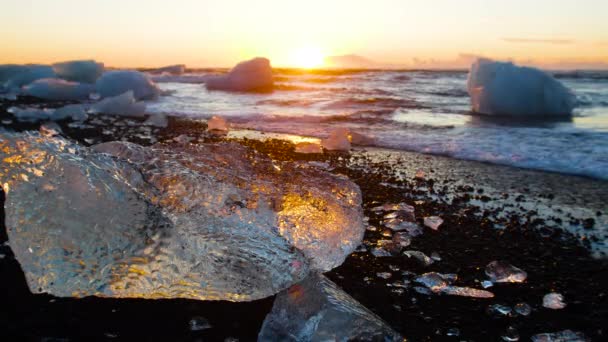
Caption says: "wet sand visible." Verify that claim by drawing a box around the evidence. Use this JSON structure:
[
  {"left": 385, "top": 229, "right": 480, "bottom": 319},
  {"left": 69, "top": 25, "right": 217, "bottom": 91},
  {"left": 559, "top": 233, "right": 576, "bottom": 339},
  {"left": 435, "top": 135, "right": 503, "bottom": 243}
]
[{"left": 0, "top": 105, "right": 607, "bottom": 340}]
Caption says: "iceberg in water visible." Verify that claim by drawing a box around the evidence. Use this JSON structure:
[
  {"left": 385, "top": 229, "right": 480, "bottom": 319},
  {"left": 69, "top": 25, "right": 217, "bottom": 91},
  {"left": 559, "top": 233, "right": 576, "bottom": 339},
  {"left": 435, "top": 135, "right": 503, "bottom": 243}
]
[
  {"left": 89, "top": 91, "right": 146, "bottom": 117},
  {"left": 0, "top": 132, "right": 364, "bottom": 301},
  {"left": 258, "top": 273, "right": 402, "bottom": 341},
  {"left": 23, "top": 78, "right": 95, "bottom": 101},
  {"left": 150, "top": 64, "right": 186, "bottom": 75},
  {"left": 206, "top": 57, "right": 273, "bottom": 92},
  {"left": 96, "top": 70, "right": 160, "bottom": 100},
  {"left": 52, "top": 60, "right": 104, "bottom": 83},
  {"left": 467, "top": 59, "right": 576, "bottom": 117}
]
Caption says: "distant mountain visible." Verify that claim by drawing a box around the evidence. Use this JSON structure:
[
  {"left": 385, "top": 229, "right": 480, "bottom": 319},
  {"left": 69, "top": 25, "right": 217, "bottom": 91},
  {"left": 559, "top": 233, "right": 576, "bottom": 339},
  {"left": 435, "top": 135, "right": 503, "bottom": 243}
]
[{"left": 324, "top": 54, "right": 378, "bottom": 69}]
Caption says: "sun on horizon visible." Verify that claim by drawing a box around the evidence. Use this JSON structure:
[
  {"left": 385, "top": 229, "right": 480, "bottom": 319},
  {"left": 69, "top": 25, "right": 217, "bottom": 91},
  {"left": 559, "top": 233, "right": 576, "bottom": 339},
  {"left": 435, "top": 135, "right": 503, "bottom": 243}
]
[{"left": 289, "top": 46, "right": 326, "bottom": 69}]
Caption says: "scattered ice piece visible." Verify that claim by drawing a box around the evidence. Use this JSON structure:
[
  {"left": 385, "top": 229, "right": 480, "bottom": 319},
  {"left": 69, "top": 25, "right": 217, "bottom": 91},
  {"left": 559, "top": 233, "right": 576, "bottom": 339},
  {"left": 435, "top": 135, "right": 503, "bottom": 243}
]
[
  {"left": 321, "top": 128, "right": 351, "bottom": 151},
  {"left": 488, "top": 304, "right": 512, "bottom": 316},
  {"left": 1, "top": 119, "right": 13, "bottom": 125},
  {"left": 543, "top": 293, "right": 567, "bottom": 309},
  {"left": 52, "top": 104, "right": 88, "bottom": 121},
  {"left": 295, "top": 142, "right": 323, "bottom": 154},
  {"left": 413, "top": 286, "right": 433, "bottom": 295},
  {"left": 96, "top": 70, "right": 160, "bottom": 100},
  {"left": 371, "top": 203, "right": 415, "bottom": 212},
  {"left": 403, "top": 250, "right": 434, "bottom": 266},
  {"left": 39, "top": 122, "right": 63, "bottom": 137},
  {"left": 1, "top": 133, "right": 365, "bottom": 300},
  {"left": 414, "top": 272, "right": 450, "bottom": 292},
  {"left": 1, "top": 64, "right": 55, "bottom": 89},
  {"left": 485, "top": 261, "right": 527, "bottom": 283},
  {"left": 514, "top": 302, "right": 532, "bottom": 316},
  {"left": 23, "top": 78, "right": 95, "bottom": 101},
  {"left": 446, "top": 328, "right": 460, "bottom": 337},
  {"left": 189, "top": 316, "right": 212, "bottom": 331},
  {"left": 306, "top": 161, "right": 330, "bottom": 170},
  {"left": 206, "top": 116, "right": 229, "bottom": 132},
  {"left": 440, "top": 286, "right": 494, "bottom": 298},
  {"left": 9, "top": 107, "right": 54, "bottom": 123},
  {"left": 467, "top": 58, "right": 576, "bottom": 117},
  {"left": 415, "top": 170, "right": 425, "bottom": 179},
  {"left": 377, "top": 272, "right": 392, "bottom": 279},
  {"left": 392, "top": 232, "right": 412, "bottom": 248},
  {"left": 531, "top": 330, "right": 588, "bottom": 342},
  {"left": 430, "top": 252, "right": 441, "bottom": 261},
  {"left": 258, "top": 274, "right": 402, "bottom": 341},
  {"left": 173, "top": 134, "right": 194, "bottom": 144},
  {"left": 52, "top": 60, "right": 104, "bottom": 83},
  {"left": 144, "top": 113, "right": 168, "bottom": 128},
  {"left": 371, "top": 247, "right": 392, "bottom": 257},
  {"left": 89, "top": 91, "right": 146, "bottom": 117},
  {"left": 206, "top": 57, "right": 273, "bottom": 92},
  {"left": 424, "top": 216, "right": 444, "bottom": 230},
  {"left": 482, "top": 280, "right": 494, "bottom": 288},
  {"left": 502, "top": 326, "right": 520, "bottom": 341}
]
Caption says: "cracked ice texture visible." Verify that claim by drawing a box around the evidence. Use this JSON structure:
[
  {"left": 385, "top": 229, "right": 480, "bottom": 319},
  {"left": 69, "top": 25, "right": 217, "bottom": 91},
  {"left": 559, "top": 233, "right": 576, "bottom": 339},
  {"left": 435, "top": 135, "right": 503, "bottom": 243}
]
[
  {"left": 0, "top": 132, "right": 364, "bottom": 301},
  {"left": 258, "top": 273, "right": 402, "bottom": 341},
  {"left": 467, "top": 59, "right": 576, "bottom": 117}
]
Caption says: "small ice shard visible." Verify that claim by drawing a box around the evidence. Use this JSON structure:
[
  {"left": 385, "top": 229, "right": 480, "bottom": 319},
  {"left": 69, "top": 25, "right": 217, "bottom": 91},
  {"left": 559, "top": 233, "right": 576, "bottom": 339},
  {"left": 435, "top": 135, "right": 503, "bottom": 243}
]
[
  {"left": 52, "top": 60, "right": 104, "bottom": 83},
  {"left": 414, "top": 272, "right": 451, "bottom": 292},
  {"left": 89, "top": 91, "right": 147, "bottom": 117},
  {"left": 206, "top": 57, "right": 273, "bottom": 92},
  {"left": 413, "top": 286, "right": 433, "bottom": 295},
  {"left": 481, "top": 280, "right": 494, "bottom": 288},
  {"left": 173, "top": 134, "right": 194, "bottom": 144},
  {"left": 392, "top": 232, "right": 412, "bottom": 248},
  {"left": 514, "top": 302, "right": 532, "bottom": 316},
  {"left": 321, "top": 128, "right": 351, "bottom": 151},
  {"left": 467, "top": 58, "right": 576, "bottom": 117},
  {"left": 377, "top": 272, "right": 392, "bottom": 279},
  {"left": 485, "top": 261, "right": 527, "bottom": 283},
  {"left": 543, "top": 293, "right": 567, "bottom": 309},
  {"left": 424, "top": 216, "right": 444, "bottom": 230},
  {"left": 488, "top": 304, "right": 512, "bottom": 316},
  {"left": 385, "top": 218, "right": 420, "bottom": 234},
  {"left": 531, "top": 330, "right": 588, "bottom": 342},
  {"left": 258, "top": 274, "right": 402, "bottom": 342},
  {"left": 144, "top": 113, "right": 168, "bottom": 128},
  {"left": 39, "top": 122, "right": 63, "bottom": 137},
  {"left": 440, "top": 286, "right": 494, "bottom": 298},
  {"left": 151, "top": 64, "right": 186, "bottom": 75},
  {"left": 371, "top": 239, "right": 401, "bottom": 257},
  {"left": 295, "top": 142, "right": 323, "bottom": 154},
  {"left": 189, "top": 316, "right": 212, "bottom": 331},
  {"left": 403, "top": 250, "right": 434, "bottom": 266},
  {"left": 415, "top": 170, "right": 425, "bottom": 179},
  {"left": 446, "top": 328, "right": 460, "bottom": 337},
  {"left": 23, "top": 78, "right": 95, "bottom": 101},
  {"left": 206, "top": 115, "right": 229, "bottom": 132},
  {"left": 52, "top": 104, "right": 88, "bottom": 121},
  {"left": 430, "top": 252, "right": 441, "bottom": 261},
  {"left": 371, "top": 203, "right": 414, "bottom": 212},
  {"left": 8, "top": 107, "right": 54, "bottom": 122},
  {"left": 1, "top": 132, "right": 365, "bottom": 300},
  {"left": 96, "top": 70, "right": 160, "bottom": 100},
  {"left": 502, "top": 326, "right": 520, "bottom": 342}
]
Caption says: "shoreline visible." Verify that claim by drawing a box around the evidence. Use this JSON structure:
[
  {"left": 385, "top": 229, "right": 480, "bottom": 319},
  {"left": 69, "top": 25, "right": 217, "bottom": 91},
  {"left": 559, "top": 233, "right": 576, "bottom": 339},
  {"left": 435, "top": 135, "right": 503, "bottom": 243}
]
[{"left": 1, "top": 109, "right": 607, "bottom": 340}]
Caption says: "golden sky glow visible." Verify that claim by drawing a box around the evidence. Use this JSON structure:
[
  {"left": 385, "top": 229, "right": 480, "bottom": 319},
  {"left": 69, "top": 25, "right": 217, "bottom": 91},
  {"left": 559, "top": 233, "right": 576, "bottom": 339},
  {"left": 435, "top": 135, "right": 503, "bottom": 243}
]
[{"left": 0, "top": 0, "right": 607, "bottom": 69}]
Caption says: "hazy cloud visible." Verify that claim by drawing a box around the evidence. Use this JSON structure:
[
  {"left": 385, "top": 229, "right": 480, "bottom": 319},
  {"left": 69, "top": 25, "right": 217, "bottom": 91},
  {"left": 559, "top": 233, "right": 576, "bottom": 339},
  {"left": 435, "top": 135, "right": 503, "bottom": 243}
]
[{"left": 502, "top": 37, "right": 574, "bottom": 45}]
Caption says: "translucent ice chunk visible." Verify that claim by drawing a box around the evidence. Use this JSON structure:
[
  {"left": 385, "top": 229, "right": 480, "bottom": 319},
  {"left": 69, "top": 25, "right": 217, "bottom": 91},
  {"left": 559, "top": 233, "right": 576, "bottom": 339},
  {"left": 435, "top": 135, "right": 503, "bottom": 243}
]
[
  {"left": 258, "top": 273, "right": 402, "bottom": 341},
  {"left": 403, "top": 250, "right": 434, "bottom": 266},
  {"left": 206, "top": 57, "right": 273, "bottom": 92},
  {"left": 543, "top": 293, "right": 567, "bottom": 309},
  {"left": 423, "top": 216, "right": 444, "bottom": 230},
  {"left": 531, "top": 330, "right": 588, "bottom": 342},
  {"left": 1, "top": 133, "right": 364, "bottom": 300},
  {"left": 414, "top": 272, "right": 493, "bottom": 298},
  {"left": 321, "top": 128, "right": 351, "bottom": 151},
  {"left": 23, "top": 78, "right": 95, "bottom": 101},
  {"left": 52, "top": 60, "right": 104, "bottom": 83},
  {"left": 96, "top": 70, "right": 160, "bottom": 100},
  {"left": 89, "top": 91, "right": 146, "bottom": 117},
  {"left": 206, "top": 115, "right": 229, "bottom": 132},
  {"left": 485, "top": 261, "right": 527, "bottom": 283}
]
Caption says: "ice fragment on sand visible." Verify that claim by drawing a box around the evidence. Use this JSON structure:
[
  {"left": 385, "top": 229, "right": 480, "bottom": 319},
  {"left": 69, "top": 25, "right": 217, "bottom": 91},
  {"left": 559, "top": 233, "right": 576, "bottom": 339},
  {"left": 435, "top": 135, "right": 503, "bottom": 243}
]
[
  {"left": 295, "top": 142, "right": 323, "bottom": 154},
  {"left": 144, "top": 113, "right": 168, "bottom": 128},
  {"left": 403, "top": 250, "right": 434, "bottom": 266},
  {"left": 531, "top": 330, "right": 588, "bottom": 342},
  {"left": 52, "top": 60, "right": 104, "bottom": 83},
  {"left": 1, "top": 64, "right": 55, "bottom": 89},
  {"left": 53, "top": 104, "right": 88, "bottom": 121},
  {"left": 189, "top": 316, "right": 212, "bottom": 331},
  {"left": 321, "top": 128, "right": 351, "bottom": 151},
  {"left": 488, "top": 304, "right": 512, "bottom": 316},
  {"left": 482, "top": 280, "right": 494, "bottom": 288},
  {"left": 1, "top": 133, "right": 364, "bottom": 300},
  {"left": 415, "top": 273, "right": 493, "bottom": 298},
  {"left": 206, "top": 57, "right": 273, "bottom": 92},
  {"left": 39, "top": 122, "right": 63, "bottom": 137},
  {"left": 206, "top": 115, "right": 229, "bottom": 132},
  {"left": 485, "top": 260, "right": 527, "bottom": 283},
  {"left": 514, "top": 302, "right": 532, "bottom": 316},
  {"left": 467, "top": 59, "right": 576, "bottom": 117},
  {"left": 96, "top": 70, "right": 160, "bottom": 100},
  {"left": 424, "top": 216, "right": 443, "bottom": 230},
  {"left": 258, "top": 273, "right": 402, "bottom": 341},
  {"left": 440, "top": 286, "right": 494, "bottom": 298},
  {"left": 543, "top": 293, "right": 567, "bottom": 309},
  {"left": 89, "top": 91, "right": 146, "bottom": 117},
  {"left": 502, "top": 326, "right": 520, "bottom": 341},
  {"left": 23, "top": 78, "right": 95, "bottom": 101}
]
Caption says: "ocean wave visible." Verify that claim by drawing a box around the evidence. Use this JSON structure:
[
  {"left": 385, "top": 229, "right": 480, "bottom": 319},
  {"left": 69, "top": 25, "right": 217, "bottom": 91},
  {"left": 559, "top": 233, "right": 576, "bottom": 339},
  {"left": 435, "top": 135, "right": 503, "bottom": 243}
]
[
  {"left": 322, "top": 97, "right": 424, "bottom": 110},
  {"left": 553, "top": 71, "right": 608, "bottom": 80}
]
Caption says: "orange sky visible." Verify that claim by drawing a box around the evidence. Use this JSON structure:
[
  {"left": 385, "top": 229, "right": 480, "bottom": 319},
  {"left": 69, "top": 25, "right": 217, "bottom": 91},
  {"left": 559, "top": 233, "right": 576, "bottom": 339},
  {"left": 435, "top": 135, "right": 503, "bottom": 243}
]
[{"left": 1, "top": 0, "right": 607, "bottom": 69}]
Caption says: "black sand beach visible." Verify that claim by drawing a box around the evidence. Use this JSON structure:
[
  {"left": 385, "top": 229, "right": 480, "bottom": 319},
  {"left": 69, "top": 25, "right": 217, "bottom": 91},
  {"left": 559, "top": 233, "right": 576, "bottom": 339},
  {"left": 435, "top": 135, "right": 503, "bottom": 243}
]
[{"left": 1, "top": 99, "right": 607, "bottom": 341}]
